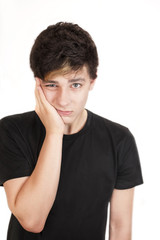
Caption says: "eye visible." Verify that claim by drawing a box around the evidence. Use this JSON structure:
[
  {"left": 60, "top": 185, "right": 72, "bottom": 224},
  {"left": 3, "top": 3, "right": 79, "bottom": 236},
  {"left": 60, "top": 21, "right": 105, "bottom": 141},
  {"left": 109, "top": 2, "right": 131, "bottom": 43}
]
[
  {"left": 45, "top": 84, "right": 57, "bottom": 88},
  {"left": 72, "top": 83, "right": 82, "bottom": 89}
]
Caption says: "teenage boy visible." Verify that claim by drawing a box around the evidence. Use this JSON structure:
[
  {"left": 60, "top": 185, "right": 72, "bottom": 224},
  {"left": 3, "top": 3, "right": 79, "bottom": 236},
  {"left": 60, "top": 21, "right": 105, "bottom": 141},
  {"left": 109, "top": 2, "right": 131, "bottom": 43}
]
[{"left": 0, "top": 22, "right": 143, "bottom": 240}]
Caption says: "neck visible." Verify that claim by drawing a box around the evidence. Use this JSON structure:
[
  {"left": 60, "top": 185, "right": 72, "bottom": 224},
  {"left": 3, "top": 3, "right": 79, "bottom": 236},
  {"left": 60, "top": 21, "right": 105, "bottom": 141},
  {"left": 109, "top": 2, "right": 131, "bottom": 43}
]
[{"left": 63, "top": 109, "right": 87, "bottom": 135}]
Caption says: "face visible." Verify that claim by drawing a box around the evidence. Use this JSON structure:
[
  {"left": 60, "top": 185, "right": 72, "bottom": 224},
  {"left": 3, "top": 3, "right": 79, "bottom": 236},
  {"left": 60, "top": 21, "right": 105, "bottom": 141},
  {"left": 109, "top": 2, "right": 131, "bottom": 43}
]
[{"left": 39, "top": 65, "right": 96, "bottom": 127}]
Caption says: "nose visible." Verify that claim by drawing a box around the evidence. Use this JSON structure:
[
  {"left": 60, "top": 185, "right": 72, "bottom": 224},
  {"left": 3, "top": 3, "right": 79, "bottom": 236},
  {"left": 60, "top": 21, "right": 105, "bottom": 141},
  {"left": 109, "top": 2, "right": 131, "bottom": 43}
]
[{"left": 56, "top": 88, "right": 71, "bottom": 107}]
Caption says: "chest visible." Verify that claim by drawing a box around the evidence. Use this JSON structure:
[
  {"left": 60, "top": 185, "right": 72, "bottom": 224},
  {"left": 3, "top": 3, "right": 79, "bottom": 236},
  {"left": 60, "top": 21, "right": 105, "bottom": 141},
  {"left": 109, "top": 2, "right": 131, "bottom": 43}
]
[{"left": 53, "top": 133, "right": 117, "bottom": 214}]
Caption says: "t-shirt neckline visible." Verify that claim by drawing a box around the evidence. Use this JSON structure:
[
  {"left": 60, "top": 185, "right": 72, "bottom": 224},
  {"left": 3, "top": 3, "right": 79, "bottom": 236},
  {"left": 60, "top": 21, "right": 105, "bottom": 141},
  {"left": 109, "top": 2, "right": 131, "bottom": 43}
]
[{"left": 63, "top": 108, "right": 92, "bottom": 140}]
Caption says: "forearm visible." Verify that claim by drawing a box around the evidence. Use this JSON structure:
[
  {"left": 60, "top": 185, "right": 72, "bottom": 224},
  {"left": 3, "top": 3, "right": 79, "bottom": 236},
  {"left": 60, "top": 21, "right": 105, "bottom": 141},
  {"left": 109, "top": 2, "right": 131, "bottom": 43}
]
[
  {"left": 109, "top": 224, "right": 132, "bottom": 240},
  {"left": 109, "top": 188, "right": 134, "bottom": 240},
  {"left": 13, "top": 133, "right": 63, "bottom": 232}
]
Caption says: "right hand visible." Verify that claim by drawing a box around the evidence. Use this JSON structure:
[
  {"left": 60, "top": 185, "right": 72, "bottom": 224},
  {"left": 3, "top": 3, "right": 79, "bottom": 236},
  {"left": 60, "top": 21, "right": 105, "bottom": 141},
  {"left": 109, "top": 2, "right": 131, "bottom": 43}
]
[{"left": 35, "top": 77, "right": 65, "bottom": 135}]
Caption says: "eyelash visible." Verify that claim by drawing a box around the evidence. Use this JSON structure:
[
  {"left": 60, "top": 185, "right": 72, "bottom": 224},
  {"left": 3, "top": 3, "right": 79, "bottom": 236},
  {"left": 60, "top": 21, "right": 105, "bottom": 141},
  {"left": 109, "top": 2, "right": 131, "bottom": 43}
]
[
  {"left": 72, "top": 83, "right": 82, "bottom": 88},
  {"left": 45, "top": 83, "right": 82, "bottom": 89}
]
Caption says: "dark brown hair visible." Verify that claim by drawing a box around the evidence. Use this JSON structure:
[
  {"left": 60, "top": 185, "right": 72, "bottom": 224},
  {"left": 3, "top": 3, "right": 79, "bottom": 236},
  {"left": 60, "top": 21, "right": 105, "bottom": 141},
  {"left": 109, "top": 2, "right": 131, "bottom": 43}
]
[{"left": 29, "top": 22, "right": 99, "bottom": 80}]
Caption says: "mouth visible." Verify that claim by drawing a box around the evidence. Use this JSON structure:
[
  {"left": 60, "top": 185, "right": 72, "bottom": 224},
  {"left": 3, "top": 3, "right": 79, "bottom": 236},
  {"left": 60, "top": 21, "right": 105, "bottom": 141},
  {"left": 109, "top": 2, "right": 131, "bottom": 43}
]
[{"left": 56, "top": 109, "right": 73, "bottom": 116}]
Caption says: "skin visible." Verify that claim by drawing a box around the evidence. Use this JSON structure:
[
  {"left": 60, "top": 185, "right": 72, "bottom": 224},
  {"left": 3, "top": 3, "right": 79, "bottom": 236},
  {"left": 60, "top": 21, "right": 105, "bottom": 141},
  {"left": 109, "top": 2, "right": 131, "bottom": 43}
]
[
  {"left": 3, "top": 65, "right": 96, "bottom": 233},
  {"left": 3, "top": 65, "right": 134, "bottom": 237},
  {"left": 109, "top": 188, "right": 134, "bottom": 240},
  {"left": 37, "top": 65, "right": 96, "bottom": 135}
]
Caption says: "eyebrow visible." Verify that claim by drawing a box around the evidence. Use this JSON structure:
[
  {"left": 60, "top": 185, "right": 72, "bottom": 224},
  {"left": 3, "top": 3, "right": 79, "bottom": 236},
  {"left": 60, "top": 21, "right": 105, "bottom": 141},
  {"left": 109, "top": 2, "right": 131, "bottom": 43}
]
[{"left": 42, "top": 78, "right": 86, "bottom": 84}]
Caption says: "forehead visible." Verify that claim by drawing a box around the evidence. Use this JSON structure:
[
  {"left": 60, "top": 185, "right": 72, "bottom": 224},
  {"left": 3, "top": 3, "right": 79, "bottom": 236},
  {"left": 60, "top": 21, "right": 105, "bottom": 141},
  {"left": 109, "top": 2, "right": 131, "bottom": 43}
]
[{"left": 44, "top": 65, "right": 90, "bottom": 82}]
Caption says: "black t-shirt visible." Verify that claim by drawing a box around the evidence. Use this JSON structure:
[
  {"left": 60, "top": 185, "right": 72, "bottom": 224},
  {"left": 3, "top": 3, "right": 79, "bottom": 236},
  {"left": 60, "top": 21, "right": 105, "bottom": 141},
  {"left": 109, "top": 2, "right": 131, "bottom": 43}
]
[{"left": 0, "top": 109, "right": 143, "bottom": 240}]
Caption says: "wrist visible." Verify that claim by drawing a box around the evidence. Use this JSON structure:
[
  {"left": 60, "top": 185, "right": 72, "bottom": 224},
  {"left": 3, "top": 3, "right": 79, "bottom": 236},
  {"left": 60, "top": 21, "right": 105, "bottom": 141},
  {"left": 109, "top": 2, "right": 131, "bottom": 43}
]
[{"left": 45, "top": 131, "right": 63, "bottom": 138}]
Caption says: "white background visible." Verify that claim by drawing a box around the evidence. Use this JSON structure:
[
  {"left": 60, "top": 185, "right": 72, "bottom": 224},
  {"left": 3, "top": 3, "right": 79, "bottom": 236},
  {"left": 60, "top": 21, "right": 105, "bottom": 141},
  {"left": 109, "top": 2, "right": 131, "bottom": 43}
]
[{"left": 0, "top": 0, "right": 159, "bottom": 239}]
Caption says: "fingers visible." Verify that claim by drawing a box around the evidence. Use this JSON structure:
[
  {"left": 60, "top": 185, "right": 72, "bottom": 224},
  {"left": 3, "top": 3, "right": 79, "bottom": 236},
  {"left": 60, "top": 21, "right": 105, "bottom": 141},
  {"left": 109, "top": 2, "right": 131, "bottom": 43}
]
[
  {"left": 35, "top": 78, "right": 53, "bottom": 117},
  {"left": 35, "top": 78, "right": 45, "bottom": 116},
  {"left": 35, "top": 78, "right": 44, "bottom": 107},
  {"left": 35, "top": 78, "right": 48, "bottom": 107},
  {"left": 34, "top": 78, "right": 41, "bottom": 110}
]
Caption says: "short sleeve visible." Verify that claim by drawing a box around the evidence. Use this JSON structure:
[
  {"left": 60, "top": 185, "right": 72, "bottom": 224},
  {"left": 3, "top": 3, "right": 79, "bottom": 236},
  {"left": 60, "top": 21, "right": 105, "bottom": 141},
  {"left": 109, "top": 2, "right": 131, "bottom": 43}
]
[
  {"left": 0, "top": 118, "right": 32, "bottom": 186},
  {"left": 115, "top": 129, "right": 143, "bottom": 189}
]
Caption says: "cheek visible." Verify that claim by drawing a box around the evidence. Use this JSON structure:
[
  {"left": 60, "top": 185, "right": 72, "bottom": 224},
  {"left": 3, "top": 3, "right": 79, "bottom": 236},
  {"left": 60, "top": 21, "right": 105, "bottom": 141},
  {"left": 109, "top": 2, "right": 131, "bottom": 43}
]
[
  {"left": 42, "top": 89, "right": 56, "bottom": 103},
  {"left": 77, "top": 89, "right": 90, "bottom": 105}
]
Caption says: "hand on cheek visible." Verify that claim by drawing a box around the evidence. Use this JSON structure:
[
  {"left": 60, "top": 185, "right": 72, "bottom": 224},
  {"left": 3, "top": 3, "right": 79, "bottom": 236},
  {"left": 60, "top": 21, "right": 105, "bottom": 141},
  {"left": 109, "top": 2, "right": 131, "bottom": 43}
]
[{"left": 34, "top": 77, "right": 65, "bottom": 135}]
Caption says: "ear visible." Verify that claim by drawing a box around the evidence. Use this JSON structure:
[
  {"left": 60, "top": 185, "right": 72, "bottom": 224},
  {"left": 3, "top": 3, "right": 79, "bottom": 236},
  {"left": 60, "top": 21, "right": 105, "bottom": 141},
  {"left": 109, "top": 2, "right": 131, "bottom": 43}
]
[{"left": 89, "top": 79, "right": 96, "bottom": 91}]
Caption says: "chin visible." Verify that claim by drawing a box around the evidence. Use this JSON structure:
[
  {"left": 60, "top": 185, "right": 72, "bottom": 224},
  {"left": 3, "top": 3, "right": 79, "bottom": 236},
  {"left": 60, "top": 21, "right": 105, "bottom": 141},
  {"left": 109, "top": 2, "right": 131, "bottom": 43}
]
[{"left": 61, "top": 116, "right": 72, "bottom": 123}]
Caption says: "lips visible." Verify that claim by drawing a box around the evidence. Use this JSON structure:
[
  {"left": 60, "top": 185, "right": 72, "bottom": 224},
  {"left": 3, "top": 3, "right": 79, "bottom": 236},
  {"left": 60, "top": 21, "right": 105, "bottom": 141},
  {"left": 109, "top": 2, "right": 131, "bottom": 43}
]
[{"left": 56, "top": 109, "right": 73, "bottom": 116}]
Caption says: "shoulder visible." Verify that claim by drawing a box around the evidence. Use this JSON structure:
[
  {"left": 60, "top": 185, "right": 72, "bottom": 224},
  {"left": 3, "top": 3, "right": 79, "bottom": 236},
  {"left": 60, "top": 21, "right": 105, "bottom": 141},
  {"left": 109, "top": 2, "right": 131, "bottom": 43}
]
[
  {"left": 90, "top": 110, "right": 133, "bottom": 143},
  {"left": 1, "top": 110, "right": 37, "bottom": 124},
  {"left": 0, "top": 111, "right": 41, "bottom": 136}
]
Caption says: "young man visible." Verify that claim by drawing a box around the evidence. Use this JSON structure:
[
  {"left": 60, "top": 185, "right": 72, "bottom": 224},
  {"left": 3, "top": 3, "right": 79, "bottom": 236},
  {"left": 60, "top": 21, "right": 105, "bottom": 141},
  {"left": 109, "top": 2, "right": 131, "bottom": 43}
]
[{"left": 0, "top": 22, "right": 143, "bottom": 240}]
